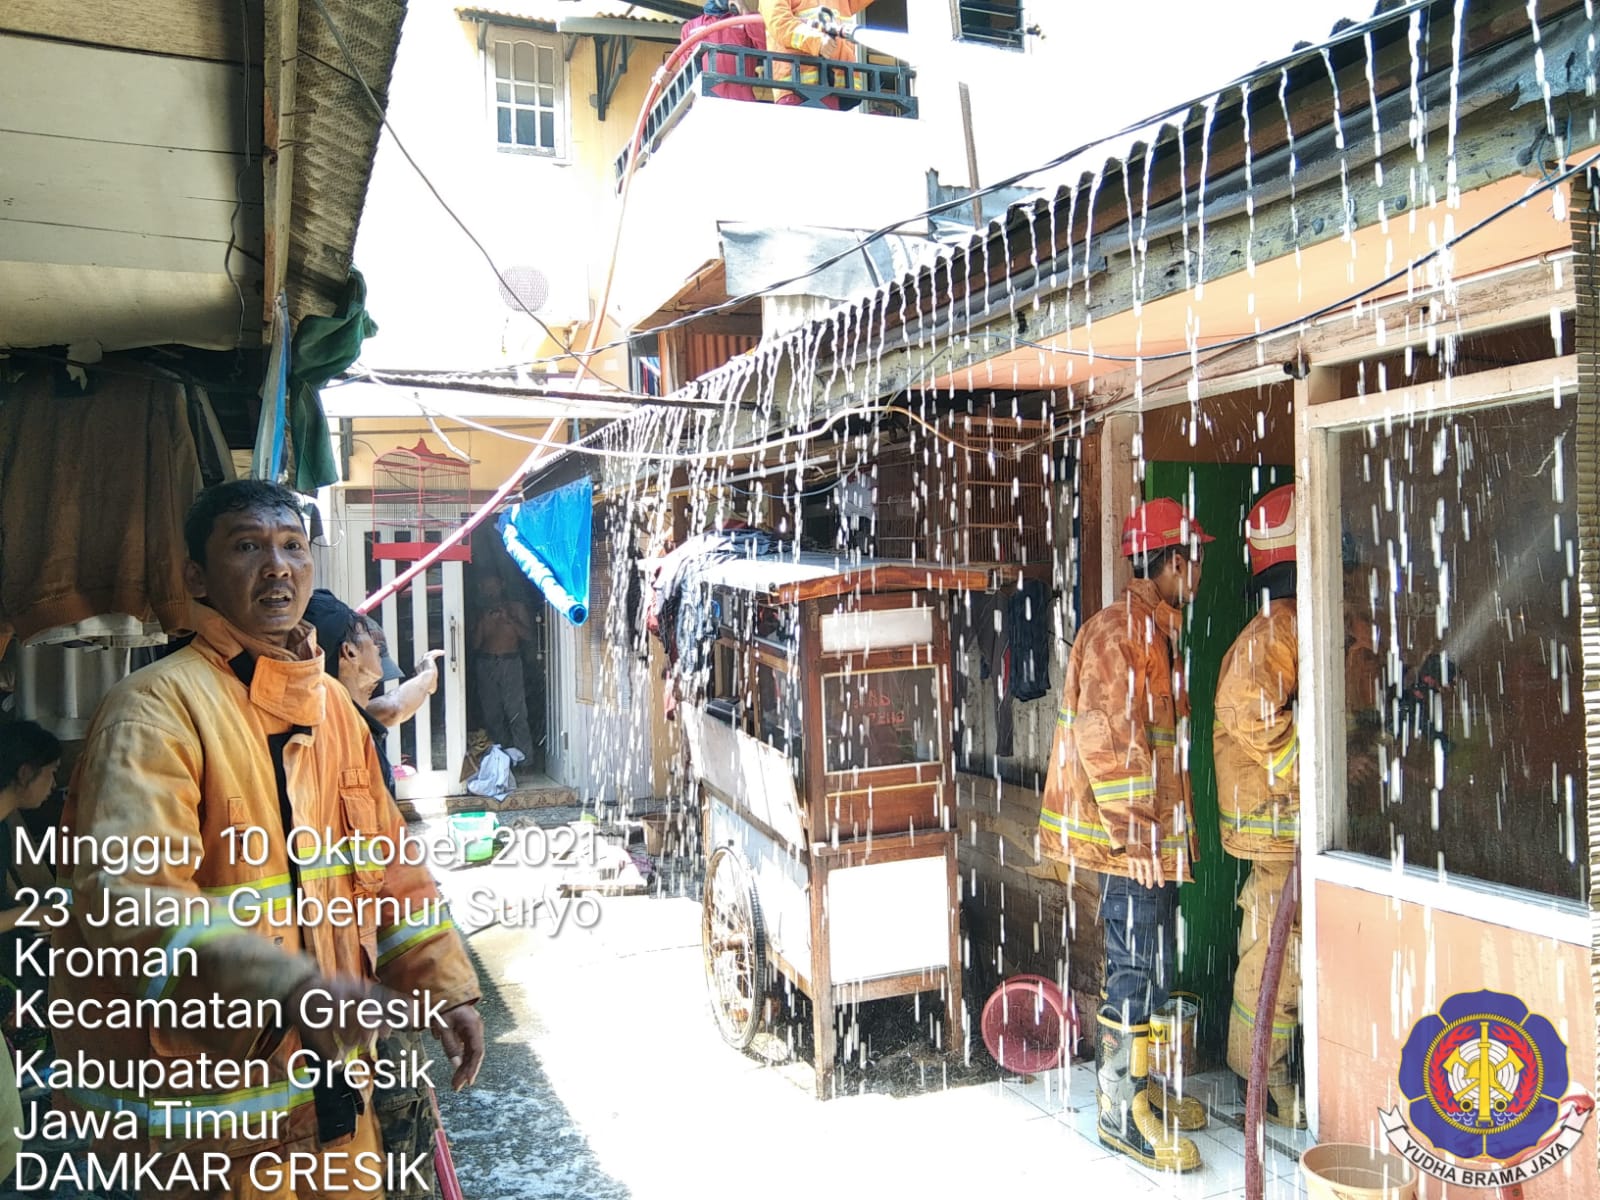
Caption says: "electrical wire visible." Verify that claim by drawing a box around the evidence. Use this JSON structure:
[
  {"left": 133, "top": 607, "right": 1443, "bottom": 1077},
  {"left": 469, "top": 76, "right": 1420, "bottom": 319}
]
[
  {"left": 962, "top": 154, "right": 1593, "bottom": 368},
  {"left": 491, "top": 0, "right": 1444, "bottom": 370},
  {"left": 305, "top": 0, "right": 632, "bottom": 392},
  {"left": 578, "top": 142, "right": 1600, "bottom": 467},
  {"left": 991, "top": 149, "right": 1600, "bottom": 456},
  {"left": 316, "top": 0, "right": 1439, "bottom": 392},
  {"left": 411, "top": 396, "right": 984, "bottom": 464},
  {"left": 223, "top": 0, "right": 254, "bottom": 350}
]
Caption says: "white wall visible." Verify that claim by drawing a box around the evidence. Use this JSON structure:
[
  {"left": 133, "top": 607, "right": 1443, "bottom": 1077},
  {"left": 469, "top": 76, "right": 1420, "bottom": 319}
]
[
  {"left": 901, "top": 0, "right": 1388, "bottom": 190},
  {"left": 612, "top": 93, "right": 932, "bottom": 324},
  {"left": 353, "top": 2, "right": 658, "bottom": 371}
]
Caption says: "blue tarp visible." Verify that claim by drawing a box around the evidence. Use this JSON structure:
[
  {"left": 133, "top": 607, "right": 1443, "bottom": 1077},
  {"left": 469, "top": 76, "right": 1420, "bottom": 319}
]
[{"left": 498, "top": 478, "right": 592, "bottom": 625}]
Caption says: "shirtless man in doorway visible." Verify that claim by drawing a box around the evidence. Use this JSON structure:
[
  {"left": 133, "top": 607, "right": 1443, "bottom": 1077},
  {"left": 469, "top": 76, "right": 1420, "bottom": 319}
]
[{"left": 471, "top": 574, "right": 534, "bottom": 762}]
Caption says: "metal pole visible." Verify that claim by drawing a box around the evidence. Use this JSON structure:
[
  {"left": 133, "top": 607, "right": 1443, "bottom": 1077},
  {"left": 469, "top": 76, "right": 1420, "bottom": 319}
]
[{"left": 958, "top": 81, "right": 984, "bottom": 230}]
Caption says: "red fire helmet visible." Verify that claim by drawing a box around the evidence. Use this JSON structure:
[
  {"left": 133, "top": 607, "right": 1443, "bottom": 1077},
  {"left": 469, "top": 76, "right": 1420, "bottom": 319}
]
[
  {"left": 1245, "top": 484, "right": 1296, "bottom": 574},
  {"left": 1121, "top": 498, "right": 1214, "bottom": 557}
]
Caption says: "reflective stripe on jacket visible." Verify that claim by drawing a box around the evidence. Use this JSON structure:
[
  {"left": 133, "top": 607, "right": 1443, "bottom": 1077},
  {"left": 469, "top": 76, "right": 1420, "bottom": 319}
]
[
  {"left": 760, "top": 0, "right": 868, "bottom": 88},
  {"left": 52, "top": 605, "right": 480, "bottom": 1157},
  {"left": 1038, "top": 578, "right": 1197, "bottom": 882},
  {"left": 1213, "top": 599, "right": 1299, "bottom": 860}
]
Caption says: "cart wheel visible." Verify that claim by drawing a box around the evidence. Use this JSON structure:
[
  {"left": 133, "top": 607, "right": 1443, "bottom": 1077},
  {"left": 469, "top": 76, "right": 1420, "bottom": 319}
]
[{"left": 701, "top": 846, "right": 767, "bottom": 1050}]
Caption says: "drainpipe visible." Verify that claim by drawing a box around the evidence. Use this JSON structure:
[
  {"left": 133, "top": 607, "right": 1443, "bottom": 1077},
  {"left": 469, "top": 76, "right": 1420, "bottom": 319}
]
[{"left": 1244, "top": 851, "right": 1300, "bottom": 1200}]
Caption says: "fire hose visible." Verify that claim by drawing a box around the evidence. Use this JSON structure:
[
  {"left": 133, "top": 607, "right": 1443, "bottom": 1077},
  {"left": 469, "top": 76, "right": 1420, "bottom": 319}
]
[
  {"left": 356, "top": 12, "right": 767, "bottom": 615},
  {"left": 1243, "top": 851, "right": 1299, "bottom": 1200}
]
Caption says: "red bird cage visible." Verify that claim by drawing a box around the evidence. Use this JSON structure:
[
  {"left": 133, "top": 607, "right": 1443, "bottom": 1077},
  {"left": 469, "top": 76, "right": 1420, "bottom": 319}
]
[{"left": 369, "top": 438, "right": 474, "bottom": 562}]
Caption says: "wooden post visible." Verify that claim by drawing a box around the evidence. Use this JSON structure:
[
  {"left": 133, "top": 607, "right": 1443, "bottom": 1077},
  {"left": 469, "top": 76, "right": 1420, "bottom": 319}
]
[
  {"left": 262, "top": 0, "right": 297, "bottom": 337},
  {"left": 809, "top": 855, "right": 836, "bottom": 1099},
  {"left": 943, "top": 830, "right": 964, "bottom": 1053},
  {"left": 1100, "top": 413, "right": 1138, "bottom": 609}
]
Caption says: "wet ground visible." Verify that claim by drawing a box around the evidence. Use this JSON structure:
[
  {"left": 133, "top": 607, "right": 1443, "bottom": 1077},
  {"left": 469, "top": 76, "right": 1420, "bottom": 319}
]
[{"left": 427, "top": 808, "right": 1314, "bottom": 1200}]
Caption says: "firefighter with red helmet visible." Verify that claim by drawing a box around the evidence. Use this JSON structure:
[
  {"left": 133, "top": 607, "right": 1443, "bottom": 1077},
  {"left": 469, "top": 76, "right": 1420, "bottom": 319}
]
[
  {"left": 1212, "top": 483, "right": 1306, "bottom": 1128},
  {"left": 1039, "top": 496, "right": 1211, "bottom": 1172}
]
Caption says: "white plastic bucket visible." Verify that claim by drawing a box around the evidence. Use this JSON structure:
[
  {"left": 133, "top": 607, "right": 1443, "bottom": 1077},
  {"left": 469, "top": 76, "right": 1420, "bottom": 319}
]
[{"left": 1301, "top": 1143, "right": 1419, "bottom": 1200}]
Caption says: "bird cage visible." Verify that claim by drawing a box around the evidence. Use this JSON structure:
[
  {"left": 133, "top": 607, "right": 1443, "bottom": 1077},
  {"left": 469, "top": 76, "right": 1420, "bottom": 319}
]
[{"left": 369, "top": 438, "right": 474, "bottom": 562}]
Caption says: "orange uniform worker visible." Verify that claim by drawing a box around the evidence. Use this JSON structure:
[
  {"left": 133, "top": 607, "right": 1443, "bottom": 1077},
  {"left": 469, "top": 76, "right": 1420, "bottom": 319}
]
[
  {"left": 53, "top": 480, "right": 483, "bottom": 1200},
  {"left": 1212, "top": 483, "right": 1306, "bottom": 1129},
  {"left": 759, "top": 0, "right": 872, "bottom": 109},
  {"left": 1038, "top": 497, "right": 1210, "bottom": 1173}
]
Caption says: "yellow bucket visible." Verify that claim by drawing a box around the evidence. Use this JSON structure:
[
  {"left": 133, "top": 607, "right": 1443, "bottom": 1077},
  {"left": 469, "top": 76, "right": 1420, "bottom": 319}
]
[
  {"left": 1148, "top": 991, "right": 1200, "bottom": 1082},
  {"left": 1301, "top": 1144, "right": 1418, "bottom": 1200}
]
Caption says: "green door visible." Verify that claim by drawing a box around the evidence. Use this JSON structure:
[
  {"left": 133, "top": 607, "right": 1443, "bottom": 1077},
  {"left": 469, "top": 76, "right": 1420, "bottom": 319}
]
[{"left": 1144, "top": 461, "right": 1290, "bottom": 1060}]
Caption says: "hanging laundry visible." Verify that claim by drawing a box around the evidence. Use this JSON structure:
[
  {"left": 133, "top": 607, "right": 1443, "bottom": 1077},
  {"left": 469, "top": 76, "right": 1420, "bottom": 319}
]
[
  {"left": 644, "top": 525, "right": 790, "bottom": 718},
  {"left": 957, "top": 577, "right": 1053, "bottom": 758},
  {"left": 0, "top": 363, "right": 201, "bottom": 659},
  {"left": 1008, "top": 577, "right": 1051, "bottom": 703},
  {"left": 288, "top": 271, "right": 377, "bottom": 493}
]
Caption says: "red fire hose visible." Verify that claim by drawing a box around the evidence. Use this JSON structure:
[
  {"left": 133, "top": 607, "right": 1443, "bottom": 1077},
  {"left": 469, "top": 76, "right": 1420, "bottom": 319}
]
[
  {"left": 428, "top": 1083, "right": 464, "bottom": 1200},
  {"left": 1243, "top": 852, "right": 1300, "bottom": 1200}
]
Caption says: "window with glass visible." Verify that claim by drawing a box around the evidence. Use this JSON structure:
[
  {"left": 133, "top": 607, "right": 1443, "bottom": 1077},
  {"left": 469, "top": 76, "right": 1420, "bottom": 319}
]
[
  {"left": 492, "top": 34, "right": 562, "bottom": 154},
  {"left": 956, "top": 0, "right": 1024, "bottom": 49},
  {"left": 756, "top": 662, "right": 802, "bottom": 757},
  {"left": 822, "top": 667, "right": 940, "bottom": 773},
  {"left": 1331, "top": 393, "right": 1586, "bottom": 902}
]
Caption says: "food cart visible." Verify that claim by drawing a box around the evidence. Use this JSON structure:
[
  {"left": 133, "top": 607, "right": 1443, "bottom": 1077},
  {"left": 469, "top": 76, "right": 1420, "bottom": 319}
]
[{"left": 678, "top": 554, "right": 985, "bottom": 1097}]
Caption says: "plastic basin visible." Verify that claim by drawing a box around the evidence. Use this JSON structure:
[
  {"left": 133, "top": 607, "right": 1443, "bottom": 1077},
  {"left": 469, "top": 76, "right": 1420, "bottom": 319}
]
[{"left": 1301, "top": 1143, "right": 1418, "bottom": 1200}]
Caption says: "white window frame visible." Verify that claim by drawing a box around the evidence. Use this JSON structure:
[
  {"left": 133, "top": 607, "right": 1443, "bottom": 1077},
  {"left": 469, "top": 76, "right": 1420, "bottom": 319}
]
[
  {"left": 1292, "top": 346, "right": 1586, "bottom": 1139},
  {"left": 486, "top": 26, "right": 567, "bottom": 159},
  {"left": 1295, "top": 351, "right": 1587, "bottom": 946}
]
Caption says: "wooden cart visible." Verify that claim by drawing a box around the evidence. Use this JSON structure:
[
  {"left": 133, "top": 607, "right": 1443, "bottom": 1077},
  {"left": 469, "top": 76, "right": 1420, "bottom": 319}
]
[{"left": 680, "top": 555, "right": 986, "bottom": 1097}]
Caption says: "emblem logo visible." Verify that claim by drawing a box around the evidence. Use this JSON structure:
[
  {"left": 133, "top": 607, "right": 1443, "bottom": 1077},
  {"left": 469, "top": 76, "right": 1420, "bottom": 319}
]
[{"left": 1379, "top": 989, "right": 1593, "bottom": 1188}]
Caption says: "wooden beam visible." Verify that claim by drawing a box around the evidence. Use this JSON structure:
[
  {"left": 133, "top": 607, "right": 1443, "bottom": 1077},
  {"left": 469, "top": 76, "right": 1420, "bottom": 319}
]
[
  {"left": 1303, "top": 353, "right": 1577, "bottom": 428},
  {"left": 0, "top": 0, "right": 256, "bottom": 63},
  {"left": 261, "top": 0, "right": 296, "bottom": 335}
]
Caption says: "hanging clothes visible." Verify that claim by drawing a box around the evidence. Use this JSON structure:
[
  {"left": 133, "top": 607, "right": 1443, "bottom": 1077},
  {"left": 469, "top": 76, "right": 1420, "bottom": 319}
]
[
  {"left": 288, "top": 271, "right": 377, "bottom": 492},
  {"left": 0, "top": 363, "right": 200, "bottom": 659},
  {"left": 645, "top": 526, "right": 789, "bottom": 717},
  {"left": 960, "top": 577, "right": 1052, "bottom": 758}
]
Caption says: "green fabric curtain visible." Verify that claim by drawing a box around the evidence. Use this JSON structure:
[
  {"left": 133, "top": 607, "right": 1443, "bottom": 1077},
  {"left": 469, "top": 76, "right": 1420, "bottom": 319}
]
[
  {"left": 287, "top": 269, "right": 378, "bottom": 493},
  {"left": 1145, "top": 461, "right": 1291, "bottom": 1058}
]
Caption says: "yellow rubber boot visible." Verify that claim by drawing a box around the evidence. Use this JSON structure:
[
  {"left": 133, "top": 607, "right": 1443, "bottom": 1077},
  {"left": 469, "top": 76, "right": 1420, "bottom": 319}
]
[
  {"left": 1146, "top": 1079, "right": 1209, "bottom": 1131},
  {"left": 1095, "top": 1014, "right": 1203, "bottom": 1172}
]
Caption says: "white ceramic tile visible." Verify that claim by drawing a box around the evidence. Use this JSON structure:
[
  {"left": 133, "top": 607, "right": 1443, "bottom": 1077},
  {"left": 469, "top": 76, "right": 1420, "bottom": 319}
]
[
  {"left": 1002, "top": 1065, "right": 1076, "bottom": 1116},
  {"left": 1118, "top": 1129, "right": 1252, "bottom": 1199},
  {"left": 1183, "top": 1067, "right": 1245, "bottom": 1115}
]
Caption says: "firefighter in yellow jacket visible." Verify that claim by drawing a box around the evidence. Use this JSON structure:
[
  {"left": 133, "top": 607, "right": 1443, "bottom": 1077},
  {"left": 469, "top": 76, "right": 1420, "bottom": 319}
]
[
  {"left": 52, "top": 480, "right": 483, "bottom": 1199},
  {"left": 1212, "top": 483, "right": 1305, "bottom": 1129},
  {"left": 759, "top": 0, "right": 873, "bottom": 108},
  {"left": 1039, "top": 497, "right": 1210, "bottom": 1173}
]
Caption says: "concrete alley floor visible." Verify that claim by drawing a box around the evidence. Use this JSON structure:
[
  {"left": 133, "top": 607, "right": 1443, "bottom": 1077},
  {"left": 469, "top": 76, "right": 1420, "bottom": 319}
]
[{"left": 429, "top": 814, "right": 1314, "bottom": 1200}]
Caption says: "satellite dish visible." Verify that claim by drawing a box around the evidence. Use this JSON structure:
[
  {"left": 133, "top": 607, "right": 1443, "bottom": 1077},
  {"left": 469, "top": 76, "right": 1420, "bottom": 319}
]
[{"left": 497, "top": 265, "right": 550, "bottom": 314}]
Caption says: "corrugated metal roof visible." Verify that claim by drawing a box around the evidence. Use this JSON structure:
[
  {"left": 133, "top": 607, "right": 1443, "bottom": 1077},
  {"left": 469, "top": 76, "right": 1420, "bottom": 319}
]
[
  {"left": 288, "top": 0, "right": 407, "bottom": 323},
  {"left": 681, "top": 0, "right": 1478, "bottom": 396},
  {"left": 457, "top": 2, "right": 681, "bottom": 27}
]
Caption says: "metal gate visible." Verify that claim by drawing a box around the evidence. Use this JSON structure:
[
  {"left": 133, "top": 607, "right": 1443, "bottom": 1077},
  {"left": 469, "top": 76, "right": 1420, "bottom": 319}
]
[{"left": 322, "top": 494, "right": 469, "bottom": 800}]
